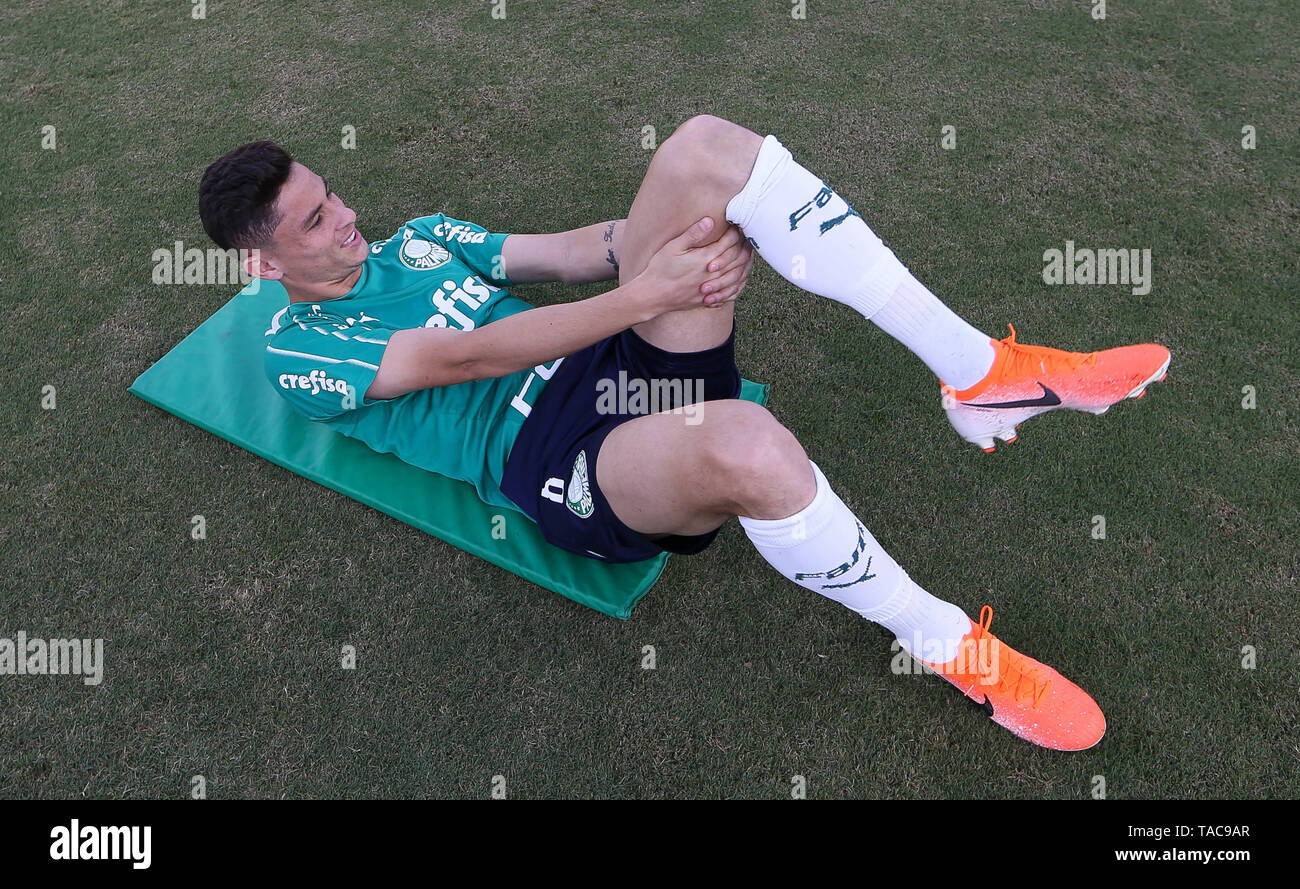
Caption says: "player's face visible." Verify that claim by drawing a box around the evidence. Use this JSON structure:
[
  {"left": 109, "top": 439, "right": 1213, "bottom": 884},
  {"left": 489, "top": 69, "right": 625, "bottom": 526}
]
[{"left": 265, "top": 162, "right": 369, "bottom": 282}]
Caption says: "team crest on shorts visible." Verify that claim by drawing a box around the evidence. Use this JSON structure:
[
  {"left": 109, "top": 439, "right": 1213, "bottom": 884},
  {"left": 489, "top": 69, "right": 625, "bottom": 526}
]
[
  {"left": 398, "top": 230, "right": 452, "bottom": 271},
  {"left": 566, "top": 450, "right": 594, "bottom": 519}
]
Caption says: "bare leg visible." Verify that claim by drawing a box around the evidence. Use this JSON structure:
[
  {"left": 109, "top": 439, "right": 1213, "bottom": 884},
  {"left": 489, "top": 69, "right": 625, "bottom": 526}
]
[
  {"left": 590, "top": 115, "right": 806, "bottom": 536},
  {"left": 619, "top": 115, "right": 764, "bottom": 352},
  {"left": 597, "top": 399, "right": 816, "bottom": 536}
]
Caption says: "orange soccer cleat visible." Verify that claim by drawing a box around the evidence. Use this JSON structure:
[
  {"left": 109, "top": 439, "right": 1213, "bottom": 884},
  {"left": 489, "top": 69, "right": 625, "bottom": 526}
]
[
  {"left": 941, "top": 325, "right": 1171, "bottom": 452},
  {"left": 915, "top": 606, "right": 1106, "bottom": 751}
]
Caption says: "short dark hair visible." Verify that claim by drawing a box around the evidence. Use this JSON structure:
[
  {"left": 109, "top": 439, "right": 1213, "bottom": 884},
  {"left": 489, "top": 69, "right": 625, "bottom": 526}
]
[{"left": 198, "top": 140, "right": 294, "bottom": 250}]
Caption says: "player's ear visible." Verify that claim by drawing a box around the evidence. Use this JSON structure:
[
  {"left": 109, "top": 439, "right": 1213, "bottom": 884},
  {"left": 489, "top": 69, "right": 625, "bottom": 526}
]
[{"left": 242, "top": 247, "right": 283, "bottom": 281}]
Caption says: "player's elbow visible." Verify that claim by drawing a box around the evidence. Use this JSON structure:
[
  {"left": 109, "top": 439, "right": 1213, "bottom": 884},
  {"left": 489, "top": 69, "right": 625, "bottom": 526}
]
[{"left": 452, "top": 355, "right": 494, "bottom": 384}]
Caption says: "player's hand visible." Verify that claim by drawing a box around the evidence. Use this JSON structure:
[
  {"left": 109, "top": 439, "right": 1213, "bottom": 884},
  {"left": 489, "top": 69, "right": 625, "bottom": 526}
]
[
  {"left": 637, "top": 217, "right": 741, "bottom": 313},
  {"left": 700, "top": 226, "right": 754, "bottom": 307}
]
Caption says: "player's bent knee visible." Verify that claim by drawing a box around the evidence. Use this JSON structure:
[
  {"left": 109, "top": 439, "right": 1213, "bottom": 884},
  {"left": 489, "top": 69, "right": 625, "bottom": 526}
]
[
  {"left": 672, "top": 114, "right": 733, "bottom": 143},
  {"left": 660, "top": 115, "right": 762, "bottom": 193},
  {"left": 703, "top": 404, "right": 813, "bottom": 517}
]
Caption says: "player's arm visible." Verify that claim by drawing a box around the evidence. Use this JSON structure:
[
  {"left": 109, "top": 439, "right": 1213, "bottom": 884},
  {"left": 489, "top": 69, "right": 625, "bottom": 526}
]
[
  {"left": 499, "top": 220, "right": 625, "bottom": 285},
  {"left": 367, "top": 218, "right": 745, "bottom": 400}
]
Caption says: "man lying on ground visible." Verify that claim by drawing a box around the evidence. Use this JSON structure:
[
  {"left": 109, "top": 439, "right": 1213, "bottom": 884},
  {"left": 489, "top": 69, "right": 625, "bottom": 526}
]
[{"left": 198, "top": 115, "right": 1171, "bottom": 750}]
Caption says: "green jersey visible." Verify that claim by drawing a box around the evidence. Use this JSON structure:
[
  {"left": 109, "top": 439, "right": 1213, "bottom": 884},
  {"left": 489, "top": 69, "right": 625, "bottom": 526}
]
[{"left": 263, "top": 213, "right": 559, "bottom": 512}]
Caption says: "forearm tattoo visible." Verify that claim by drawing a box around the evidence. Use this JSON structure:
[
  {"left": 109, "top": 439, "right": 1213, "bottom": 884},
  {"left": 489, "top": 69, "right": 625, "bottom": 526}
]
[{"left": 603, "top": 221, "right": 619, "bottom": 275}]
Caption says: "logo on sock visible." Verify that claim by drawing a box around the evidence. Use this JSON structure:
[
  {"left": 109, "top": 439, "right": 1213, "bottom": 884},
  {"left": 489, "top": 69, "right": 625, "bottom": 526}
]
[
  {"left": 788, "top": 183, "right": 862, "bottom": 236},
  {"left": 818, "top": 205, "right": 862, "bottom": 236},
  {"left": 821, "top": 555, "right": 876, "bottom": 589},
  {"left": 793, "top": 521, "right": 877, "bottom": 589}
]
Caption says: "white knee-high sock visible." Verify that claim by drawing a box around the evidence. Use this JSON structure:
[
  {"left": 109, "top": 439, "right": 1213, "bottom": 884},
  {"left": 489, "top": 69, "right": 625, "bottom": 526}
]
[
  {"left": 869, "top": 277, "right": 998, "bottom": 390},
  {"left": 726, "top": 135, "right": 996, "bottom": 389},
  {"left": 738, "top": 462, "right": 972, "bottom": 664}
]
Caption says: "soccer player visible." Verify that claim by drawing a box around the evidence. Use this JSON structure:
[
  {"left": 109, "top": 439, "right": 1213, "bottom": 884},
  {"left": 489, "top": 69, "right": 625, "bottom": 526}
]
[{"left": 198, "top": 116, "right": 1170, "bottom": 750}]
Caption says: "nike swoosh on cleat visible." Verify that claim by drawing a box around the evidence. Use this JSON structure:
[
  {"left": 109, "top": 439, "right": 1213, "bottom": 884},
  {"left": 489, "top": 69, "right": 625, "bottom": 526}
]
[{"left": 963, "top": 383, "right": 1062, "bottom": 410}]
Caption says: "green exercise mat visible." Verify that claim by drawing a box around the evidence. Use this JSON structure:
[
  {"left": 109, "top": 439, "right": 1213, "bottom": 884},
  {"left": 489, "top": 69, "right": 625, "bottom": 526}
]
[{"left": 129, "top": 281, "right": 769, "bottom": 619}]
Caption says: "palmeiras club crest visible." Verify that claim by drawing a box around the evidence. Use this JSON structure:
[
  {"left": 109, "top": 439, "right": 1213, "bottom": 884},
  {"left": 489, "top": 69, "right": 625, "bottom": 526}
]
[
  {"left": 398, "top": 229, "right": 452, "bottom": 271},
  {"left": 566, "top": 450, "right": 594, "bottom": 519}
]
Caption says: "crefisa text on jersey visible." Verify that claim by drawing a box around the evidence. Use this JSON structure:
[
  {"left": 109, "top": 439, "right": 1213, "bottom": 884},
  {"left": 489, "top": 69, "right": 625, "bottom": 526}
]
[
  {"left": 1128, "top": 825, "right": 1251, "bottom": 839},
  {"left": 431, "top": 221, "right": 489, "bottom": 244}
]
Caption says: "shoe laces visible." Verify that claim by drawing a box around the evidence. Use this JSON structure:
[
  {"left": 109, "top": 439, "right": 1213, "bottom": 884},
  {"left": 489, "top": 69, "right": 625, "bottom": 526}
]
[
  {"left": 998, "top": 324, "right": 1098, "bottom": 377},
  {"left": 968, "top": 605, "right": 1052, "bottom": 709}
]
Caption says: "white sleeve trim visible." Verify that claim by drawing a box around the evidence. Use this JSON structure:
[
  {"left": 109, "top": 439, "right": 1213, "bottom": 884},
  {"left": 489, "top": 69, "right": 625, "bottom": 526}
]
[{"left": 265, "top": 345, "right": 380, "bottom": 371}]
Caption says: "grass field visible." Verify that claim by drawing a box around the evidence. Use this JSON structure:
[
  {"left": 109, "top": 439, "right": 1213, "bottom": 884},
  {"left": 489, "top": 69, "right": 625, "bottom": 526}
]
[{"left": 1, "top": 0, "right": 1296, "bottom": 799}]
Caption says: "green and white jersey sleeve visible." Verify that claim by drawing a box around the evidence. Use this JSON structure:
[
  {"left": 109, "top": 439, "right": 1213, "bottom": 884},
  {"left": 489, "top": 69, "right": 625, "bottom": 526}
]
[{"left": 263, "top": 307, "right": 395, "bottom": 420}]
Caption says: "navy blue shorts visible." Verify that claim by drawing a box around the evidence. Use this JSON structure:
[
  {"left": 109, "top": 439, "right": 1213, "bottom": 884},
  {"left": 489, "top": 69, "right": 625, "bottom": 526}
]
[{"left": 501, "top": 326, "right": 742, "bottom": 563}]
